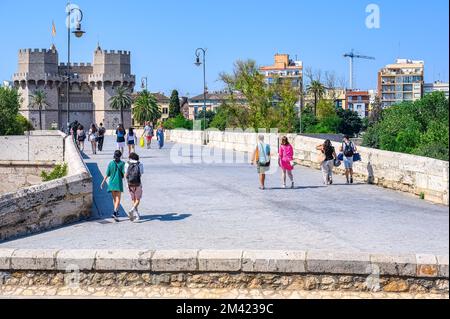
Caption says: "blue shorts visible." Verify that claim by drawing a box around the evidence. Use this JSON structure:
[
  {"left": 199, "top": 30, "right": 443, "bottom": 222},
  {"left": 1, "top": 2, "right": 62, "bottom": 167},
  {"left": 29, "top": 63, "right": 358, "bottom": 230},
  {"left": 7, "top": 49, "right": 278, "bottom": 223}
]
[
  {"left": 344, "top": 156, "right": 354, "bottom": 169},
  {"left": 128, "top": 141, "right": 135, "bottom": 145}
]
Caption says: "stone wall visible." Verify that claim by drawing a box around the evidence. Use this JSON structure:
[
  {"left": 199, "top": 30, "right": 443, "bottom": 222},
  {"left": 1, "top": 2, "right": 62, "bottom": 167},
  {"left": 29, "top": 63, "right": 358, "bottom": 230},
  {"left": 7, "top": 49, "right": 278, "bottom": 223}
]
[
  {"left": 167, "top": 130, "right": 449, "bottom": 205},
  {"left": 0, "top": 249, "right": 447, "bottom": 294},
  {"left": 0, "top": 132, "right": 93, "bottom": 241},
  {"left": 0, "top": 163, "right": 53, "bottom": 195}
]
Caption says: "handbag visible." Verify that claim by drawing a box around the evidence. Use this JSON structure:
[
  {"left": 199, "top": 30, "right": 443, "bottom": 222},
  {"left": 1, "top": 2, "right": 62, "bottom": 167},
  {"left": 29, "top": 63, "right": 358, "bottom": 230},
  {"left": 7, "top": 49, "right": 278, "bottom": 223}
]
[
  {"left": 353, "top": 153, "right": 362, "bottom": 162},
  {"left": 140, "top": 137, "right": 145, "bottom": 148},
  {"left": 337, "top": 153, "right": 344, "bottom": 161},
  {"left": 334, "top": 159, "right": 342, "bottom": 167}
]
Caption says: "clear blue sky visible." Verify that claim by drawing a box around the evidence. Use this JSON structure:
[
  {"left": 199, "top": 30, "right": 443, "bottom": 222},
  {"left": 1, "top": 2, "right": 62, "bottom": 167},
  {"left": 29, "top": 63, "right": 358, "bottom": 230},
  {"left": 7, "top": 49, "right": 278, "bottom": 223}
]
[{"left": 1, "top": 0, "right": 448, "bottom": 97}]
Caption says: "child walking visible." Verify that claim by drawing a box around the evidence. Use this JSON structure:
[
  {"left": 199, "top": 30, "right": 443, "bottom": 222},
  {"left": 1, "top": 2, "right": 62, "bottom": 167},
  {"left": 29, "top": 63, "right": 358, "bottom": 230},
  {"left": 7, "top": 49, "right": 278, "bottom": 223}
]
[
  {"left": 101, "top": 150, "right": 125, "bottom": 222},
  {"left": 125, "top": 152, "right": 144, "bottom": 222}
]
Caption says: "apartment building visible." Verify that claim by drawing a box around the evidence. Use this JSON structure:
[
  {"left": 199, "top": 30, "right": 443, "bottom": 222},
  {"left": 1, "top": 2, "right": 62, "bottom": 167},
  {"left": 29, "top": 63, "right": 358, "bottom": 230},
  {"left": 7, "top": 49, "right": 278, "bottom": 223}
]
[
  {"left": 378, "top": 59, "right": 424, "bottom": 108},
  {"left": 424, "top": 81, "right": 449, "bottom": 99},
  {"left": 345, "top": 90, "right": 370, "bottom": 118}
]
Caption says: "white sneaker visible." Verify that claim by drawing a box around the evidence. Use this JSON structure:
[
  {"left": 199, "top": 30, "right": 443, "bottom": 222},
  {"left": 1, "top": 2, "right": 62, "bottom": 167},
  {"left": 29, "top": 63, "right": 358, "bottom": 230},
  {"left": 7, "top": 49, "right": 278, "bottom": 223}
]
[
  {"left": 133, "top": 208, "right": 141, "bottom": 222},
  {"left": 282, "top": 184, "right": 286, "bottom": 189},
  {"left": 127, "top": 208, "right": 135, "bottom": 221}
]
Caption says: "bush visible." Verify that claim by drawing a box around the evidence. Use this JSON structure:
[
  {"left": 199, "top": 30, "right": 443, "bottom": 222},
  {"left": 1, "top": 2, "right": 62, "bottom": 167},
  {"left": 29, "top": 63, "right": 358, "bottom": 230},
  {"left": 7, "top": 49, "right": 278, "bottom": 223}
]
[
  {"left": 163, "top": 114, "right": 193, "bottom": 130},
  {"left": 362, "top": 92, "right": 449, "bottom": 160},
  {"left": 41, "top": 163, "right": 68, "bottom": 182}
]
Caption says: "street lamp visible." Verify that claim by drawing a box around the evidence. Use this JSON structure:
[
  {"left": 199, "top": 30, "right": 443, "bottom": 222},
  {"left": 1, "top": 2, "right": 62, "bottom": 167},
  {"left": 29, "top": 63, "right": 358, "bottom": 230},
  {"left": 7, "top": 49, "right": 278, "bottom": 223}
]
[
  {"left": 66, "top": 4, "right": 85, "bottom": 132},
  {"left": 194, "top": 48, "right": 207, "bottom": 137}
]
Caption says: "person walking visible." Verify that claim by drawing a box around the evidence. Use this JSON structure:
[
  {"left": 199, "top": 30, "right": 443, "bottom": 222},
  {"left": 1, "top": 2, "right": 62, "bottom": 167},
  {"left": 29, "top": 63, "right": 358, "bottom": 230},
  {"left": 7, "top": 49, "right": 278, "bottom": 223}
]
[
  {"left": 116, "top": 124, "right": 126, "bottom": 155},
  {"left": 142, "top": 122, "right": 154, "bottom": 149},
  {"left": 156, "top": 125, "right": 165, "bottom": 149},
  {"left": 101, "top": 150, "right": 126, "bottom": 222},
  {"left": 76, "top": 125, "right": 86, "bottom": 153},
  {"left": 340, "top": 135, "right": 357, "bottom": 184},
  {"left": 88, "top": 124, "right": 98, "bottom": 155},
  {"left": 279, "top": 136, "right": 295, "bottom": 189},
  {"left": 125, "top": 152, "right": 144, "bottom": 222},
  {"left": 97, "top": 123, "right": 106, "bottom": 152},
  {"left": 252, "top": 135, "right": 271, "bottom": 190},
  {"left": 127, "top": 127, "right": 137, "bottom": 156},
  {"left": 317, "top": 139, "right": 337, "bottom": 186}
]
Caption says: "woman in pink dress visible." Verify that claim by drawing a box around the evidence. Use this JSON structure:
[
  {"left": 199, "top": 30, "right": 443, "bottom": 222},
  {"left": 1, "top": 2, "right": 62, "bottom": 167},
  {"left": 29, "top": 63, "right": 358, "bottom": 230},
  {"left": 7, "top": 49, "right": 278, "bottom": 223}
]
[{"left": 279, "top": 136, "right": 295, "bottom": 189}]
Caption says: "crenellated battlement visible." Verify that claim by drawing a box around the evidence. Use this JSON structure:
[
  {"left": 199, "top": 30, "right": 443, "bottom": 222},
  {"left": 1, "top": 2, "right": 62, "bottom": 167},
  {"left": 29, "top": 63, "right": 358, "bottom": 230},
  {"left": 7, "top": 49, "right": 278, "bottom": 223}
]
[
  {"left": 19, "top": 48, "right": 57, "bottom": 54},
  {"left": 95, "top": 49, "right": 131, "bottom": 56}
]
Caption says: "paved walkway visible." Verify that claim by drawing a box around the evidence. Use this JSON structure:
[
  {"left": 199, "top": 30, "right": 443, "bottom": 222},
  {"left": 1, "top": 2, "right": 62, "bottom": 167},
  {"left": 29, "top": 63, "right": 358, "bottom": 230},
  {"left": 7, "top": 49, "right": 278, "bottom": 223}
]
[{"left": 0, "top": 137, "right": 448, "bottom": 255}]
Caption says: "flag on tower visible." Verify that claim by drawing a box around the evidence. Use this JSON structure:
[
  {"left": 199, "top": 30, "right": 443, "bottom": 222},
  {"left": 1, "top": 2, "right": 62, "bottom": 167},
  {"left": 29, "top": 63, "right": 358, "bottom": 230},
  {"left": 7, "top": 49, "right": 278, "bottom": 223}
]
[{"left": 52, "top": 21, "right": 56, "bottom": 37}]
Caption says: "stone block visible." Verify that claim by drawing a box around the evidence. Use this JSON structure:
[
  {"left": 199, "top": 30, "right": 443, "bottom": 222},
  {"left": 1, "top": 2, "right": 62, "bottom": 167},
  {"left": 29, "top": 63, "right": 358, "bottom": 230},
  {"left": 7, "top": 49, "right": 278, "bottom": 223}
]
[
  {"left": 0, "top": 249, "right": 16, "bottom": 270},
  {"left": 56, "top": 250, "right": 97, "bottom": 271},
  {"left": 95, "top": 250, "right": 153, "bottom": 271},
  {"left": 11, "top": 249, "right": 58, "bottom": 270},
  {"left": 416, "top": 254, "right": 438, "bottom": 277},
  {"left": 370, "top": 254, "right": 417, "bottom": 277},
  {"left": 151, "top": 250, "right": 198, "bottom": 272},
  {"left": 198, "top": 250, "right": 242, "bottom": 272},
  {"left": 306, "top": 251, "right": 371, "bottom": 275},
  {"left": 437, "top": 255, "right": 449, "bottom": 278},
  {"left": 242, "top": 250, "right": 306, "bottom": 273}
]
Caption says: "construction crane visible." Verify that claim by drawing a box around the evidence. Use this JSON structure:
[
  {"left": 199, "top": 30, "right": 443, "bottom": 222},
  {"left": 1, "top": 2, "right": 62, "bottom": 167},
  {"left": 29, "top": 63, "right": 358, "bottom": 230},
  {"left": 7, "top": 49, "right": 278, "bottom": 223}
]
[{"left": 343, "top": 49, "right": 375, "bottom": 90}]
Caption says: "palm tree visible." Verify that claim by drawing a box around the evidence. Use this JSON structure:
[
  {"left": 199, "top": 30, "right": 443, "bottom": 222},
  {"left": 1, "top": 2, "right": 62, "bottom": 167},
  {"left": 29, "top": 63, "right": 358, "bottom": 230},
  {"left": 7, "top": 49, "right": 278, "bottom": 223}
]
[
  {"left": 307, "top": 80, "right": 325, "bottom": 117},
  {"left": 29, "top": 90, "right": 49, "bottom": 130},
  {"left": 109, "top": 86, "right": 133, "bottom": 125},
  {"left": 132, "top": 90, "right": 162, "bottom": 126}
]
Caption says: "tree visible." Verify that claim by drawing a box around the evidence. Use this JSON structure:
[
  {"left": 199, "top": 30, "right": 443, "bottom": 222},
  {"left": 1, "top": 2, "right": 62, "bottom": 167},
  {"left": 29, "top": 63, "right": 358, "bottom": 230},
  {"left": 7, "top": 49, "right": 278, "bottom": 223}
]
[
  {"left": 132, "top": 90, "right": 161, "bottom": 126},
  {"left": 197, "top": 110, "right": 216, "bottom": 130},
  {"left": 29, "top": 89, "right": 49, "bottom": 130},
  {"left": 169, "top": 90, "right": 181, "bottom": 118},
  {"left": 164, "top": 114, "right": 193, "bottom": 130},
  {"left": 337, "top": 108, "right": 363, "bottom": 136},
  {"left": 369, "top": 95, "right": 383, "bottom": 126},
  {"left": 306, "top": 80, "right": 325, "bottom": 117},
  {"left": 109, "top": 86, "right": 132, "bottom": 125},
  {"left": 209, "top": 106, "right": 229, "bottom": 131},
  {"left": 362, "top": 92, "right": 449, "bottom": 160},
  {"left": 272, "top": 79, "right": 298, "bottom": 133},
  {"left": 316, "top": 100, "right": 336, "bottom": 120},
  {"left": 0, "top": 87, "right": 33, "bottom": 135},
  {"left": 220, "top": 60, "right": 272, "bottom": 130}
]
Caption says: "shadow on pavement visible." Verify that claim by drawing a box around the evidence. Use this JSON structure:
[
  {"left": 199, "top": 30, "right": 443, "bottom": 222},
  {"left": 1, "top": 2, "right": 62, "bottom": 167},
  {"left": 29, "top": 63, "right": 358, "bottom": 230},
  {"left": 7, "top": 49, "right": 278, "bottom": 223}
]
[
  {"left": 269, "top": 186, "right": 327, "bottom": 190},
  {"left": 86, "top": 162, "right": 126, "bottom": 219},
  {"left": 137, "top": 213, "right": 192, "bottom": 223}
]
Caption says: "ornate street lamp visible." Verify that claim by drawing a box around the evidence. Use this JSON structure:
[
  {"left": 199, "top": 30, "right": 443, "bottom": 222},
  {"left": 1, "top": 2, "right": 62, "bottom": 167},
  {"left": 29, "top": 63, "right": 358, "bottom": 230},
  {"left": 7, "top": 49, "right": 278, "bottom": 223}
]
[
  {"left": 66, "top": 3, "right": 85, "bottom": 131},
  {"left": 194, "top": 48, "right": 207, "bottom": 137}
]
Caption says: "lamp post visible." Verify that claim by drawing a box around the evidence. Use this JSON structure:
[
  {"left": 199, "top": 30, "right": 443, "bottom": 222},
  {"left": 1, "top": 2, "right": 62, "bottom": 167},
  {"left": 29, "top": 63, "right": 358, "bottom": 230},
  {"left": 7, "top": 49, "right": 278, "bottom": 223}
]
[
  {"left": 66, "top": 3, "right": 85, "bottom": 132},
  {"left": 194, "top": 48, "right": 207, "bottom": 134}
]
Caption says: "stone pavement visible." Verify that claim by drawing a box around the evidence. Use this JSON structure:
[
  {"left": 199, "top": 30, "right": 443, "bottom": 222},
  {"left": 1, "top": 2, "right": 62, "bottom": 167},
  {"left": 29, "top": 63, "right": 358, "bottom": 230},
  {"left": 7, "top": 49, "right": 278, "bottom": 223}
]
[
  {"left": 0, "top": 285, "right": 447, "bottom": 299},
  {"left": 0, "top": 137, "right": 448, "bottom": 255}
]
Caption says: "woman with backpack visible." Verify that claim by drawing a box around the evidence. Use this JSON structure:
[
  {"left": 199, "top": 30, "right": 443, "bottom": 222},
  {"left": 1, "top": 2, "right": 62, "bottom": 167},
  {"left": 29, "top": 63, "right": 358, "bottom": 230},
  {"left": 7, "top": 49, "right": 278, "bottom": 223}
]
[
  {"left": 88, "top": 124, "right": 98, "bottom": 155},
  {"left": 116, "top": 124, "right": 126, "bottom": 156},
  {"left": 279, "top": 136, "right": 295, "bottom": 189},
  {"left": 125, "top": 152, "right": 144, "bottom": 222},
  {"left": 316, "top": 139, "right": 337, "bottom": 186},
  {"left": 340, "top": 135, "right": 357, "bottom": 184},
  {"left": 252, "top": 135, "right": 271, "bottom": 190},
  {"left": 101, "top": 150, "right": 126, "bottom": 222},
  {"left": 76, "top": 125, "right": 86, "bottom": 153},
  {"left": 127, "top": 127, "right": 137, "bottom": 157}
]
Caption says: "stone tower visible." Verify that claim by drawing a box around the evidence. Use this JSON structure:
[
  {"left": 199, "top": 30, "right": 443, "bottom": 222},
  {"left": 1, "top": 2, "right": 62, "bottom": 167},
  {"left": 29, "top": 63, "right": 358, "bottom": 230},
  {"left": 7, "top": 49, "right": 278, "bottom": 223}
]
[
  {"left": 13, "top": 46, "right": 135, "bottom": 130},
  {"left": 91, "top": 47, "right": 134, "bottom": 129},
  {"left": 13, "top": 48, "right": 60, "bottom": 129}
]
